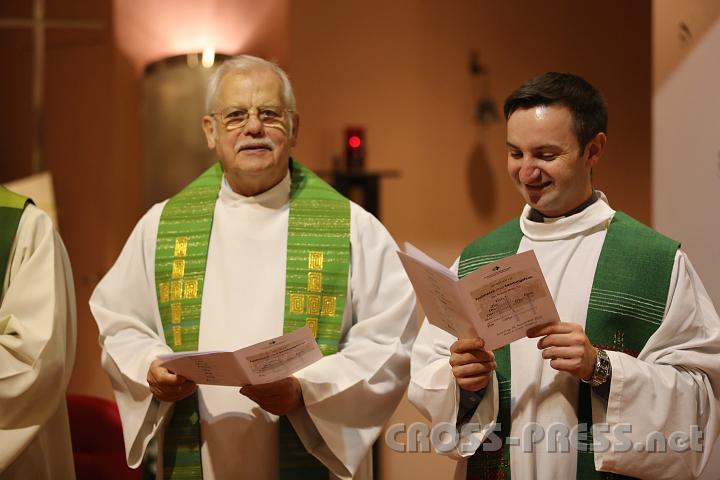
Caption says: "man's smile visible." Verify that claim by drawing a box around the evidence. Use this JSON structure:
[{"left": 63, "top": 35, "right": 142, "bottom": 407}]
[{"left": 525, "top": 180, "right": 552, "bottom": 192}]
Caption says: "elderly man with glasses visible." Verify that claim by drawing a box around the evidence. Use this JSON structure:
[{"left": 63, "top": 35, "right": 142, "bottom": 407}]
[{"left": 91, "top": 55, "right": 416, "bottom": 480}]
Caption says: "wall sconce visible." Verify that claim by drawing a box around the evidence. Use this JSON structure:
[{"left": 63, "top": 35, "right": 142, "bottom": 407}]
[{"left": 142, "top": 53, "right": 231, "bottom": 207}]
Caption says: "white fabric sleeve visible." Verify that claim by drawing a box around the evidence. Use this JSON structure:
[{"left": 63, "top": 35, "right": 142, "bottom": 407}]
[
  {"left": 0, "top": 206, "right": 76, "bottom": 463},
  {"left": 89, "top": 203, "right": 173, "bottom": 467},
  {"left": 407, "top": 257, "right": 498, "bottom": 459},
  {"left": 289, "top": 205, "right": 418, "bottom": 479},
  {"left": 592, "top": 250, "right": 720, "bottom": 479}
]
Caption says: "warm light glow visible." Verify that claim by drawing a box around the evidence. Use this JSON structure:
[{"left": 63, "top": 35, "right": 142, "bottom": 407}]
[
  {"left": 348, "top": 135, "right": 362, "bottom": 149},
  {"left": 202, "top": 47, "right": 215, "bottom": 68},
  {"left": 112, "top": 0, "right": 289, "bottom": 73},
  {"left": 186, "top": 53, "right": 199, "bottom": 68}
]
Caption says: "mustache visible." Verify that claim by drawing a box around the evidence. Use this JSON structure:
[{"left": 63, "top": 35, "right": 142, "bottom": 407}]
[{"left": 234, "top": 138, "right": 275, "bottom": 153}]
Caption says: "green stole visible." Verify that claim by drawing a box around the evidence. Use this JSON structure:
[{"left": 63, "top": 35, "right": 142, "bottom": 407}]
[
  {"left": 154, "top": 159, "right": 350, "bottom": 479},
  {"left": 0, "top": 187, "right": 32, "bottom": 294},
  {"left": 459, "top": 212, "right": 679, "bottom": 480}
]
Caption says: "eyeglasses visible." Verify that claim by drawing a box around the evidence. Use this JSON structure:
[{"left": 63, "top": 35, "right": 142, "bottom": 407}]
[{"left": 210, "top": 105, "right": 292, "bottom": 131}]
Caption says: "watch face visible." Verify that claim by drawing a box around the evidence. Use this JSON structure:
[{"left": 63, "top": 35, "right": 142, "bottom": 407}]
[
  {"left": 592, "top": 350, "right": 610, "bottom": 386},
  {"left": 581, "top": 349, "right": 611, "bottom": 386}
]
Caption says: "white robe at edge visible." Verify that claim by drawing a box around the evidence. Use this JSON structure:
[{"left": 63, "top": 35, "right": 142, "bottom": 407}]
[
  {"left": 90, "top": 171, "right": 417, "bottom": 480},
  {"left": 409, "top": 194, "right": 720, "bottom": 480},
  {"left": 0, "top": 204, "right": 77, "bottom": 479}
]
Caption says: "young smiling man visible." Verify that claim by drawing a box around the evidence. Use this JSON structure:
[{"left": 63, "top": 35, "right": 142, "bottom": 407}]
[
  {"left": 409, "top": 72, "right": 720, "bottom": 479},
  {"left": 91, "top": 55, "right": 416, "bottom": 480}
]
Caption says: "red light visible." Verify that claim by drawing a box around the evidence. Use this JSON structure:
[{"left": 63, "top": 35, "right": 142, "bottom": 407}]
[{"left": 348, "top": 135, "right": 362, "bottom": 149}]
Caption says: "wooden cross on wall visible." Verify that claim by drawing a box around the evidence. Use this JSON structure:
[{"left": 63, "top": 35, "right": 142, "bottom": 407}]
[{"left": 0, "top": 0, "right": 103, "bottom": 173}]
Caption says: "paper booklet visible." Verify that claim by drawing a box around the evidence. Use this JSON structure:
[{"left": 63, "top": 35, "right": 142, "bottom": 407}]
[
  {"left": 158, "top": 326, "right": 323, "bottom": 387},
  {"left": 397, "top": 243, "right": 560, "bottom": 351}
]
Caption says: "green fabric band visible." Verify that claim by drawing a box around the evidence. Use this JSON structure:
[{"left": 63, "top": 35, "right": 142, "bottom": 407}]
[
  {"left": 154, "top": 159, "right": 350, "bottom": 479},
  {"left": 0, "top": 186, "right": 32, "bottom": 294},
  {"left": 575, "top": 212, "right": 679, "bottom": 479},
  {"left": 0, "top": 186, "right": 29, "bottom": 210},
  {"left": 156, "top": 163, "right": 222, "bottom": 480},
  {"left": 279, "top": 161, "right": 351, "bottom": 478},
  {"left": 459, "top": 212, "right": 679, "bottom": 480},
  {"left": 460, "top": 218, "right": 522, "bottom": 479},
  {"left": 282, "top": 162, "right": 351, "bottom": 354}
]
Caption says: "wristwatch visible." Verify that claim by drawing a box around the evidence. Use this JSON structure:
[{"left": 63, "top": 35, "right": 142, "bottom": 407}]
[{"left": 582, "top": 348, "right": 611, "bottom": 387}]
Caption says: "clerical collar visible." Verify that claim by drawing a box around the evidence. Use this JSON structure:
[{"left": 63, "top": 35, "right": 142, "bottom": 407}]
[
  {"left": 219, "top": 170, "right": 291, "bottom": 208},
  {"left": 527, "top": 191, "right": 599, "bottom": 223}
]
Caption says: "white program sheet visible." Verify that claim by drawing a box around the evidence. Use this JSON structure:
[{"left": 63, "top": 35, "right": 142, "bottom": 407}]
[
  {"left": 158, "top": 326, "right": 323, "bottom": 386},
  {"left": 398, "top": 244, "right": 559, "bottom": 351}
]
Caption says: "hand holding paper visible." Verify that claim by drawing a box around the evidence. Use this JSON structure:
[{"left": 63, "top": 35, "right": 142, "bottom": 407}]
[
  {"left": 147, "top": 358, "right": 198, "bottom": 402},
  {"left": 240, "top": 376, "right": 304, "bottom": 415},
  {"left": 157, "top": 326, "right": 322, "bottom": 387},
  {"left": 449, "top": 337, "right": 496, "bottom": 391},
  {"left": 398, "top": 243, "right": 560, "bottom": 351}
]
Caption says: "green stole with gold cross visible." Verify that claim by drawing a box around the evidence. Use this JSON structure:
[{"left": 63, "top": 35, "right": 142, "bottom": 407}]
[
  {"left": 458, "top": 211, "right": 679, "bottom": 480},
  {"left": 154, "top": 158, "right": 350, "bottom": 479},
  {"left": 0, "top": 186, "right": 32, "bottom": 292}
]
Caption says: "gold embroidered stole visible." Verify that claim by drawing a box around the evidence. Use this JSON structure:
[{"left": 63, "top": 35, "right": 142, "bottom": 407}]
[{"left": 154, "top": 159, "right": 350, "bottom": 479}]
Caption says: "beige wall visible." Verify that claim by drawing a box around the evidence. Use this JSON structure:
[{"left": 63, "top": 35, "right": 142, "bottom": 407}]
[
  {"left": 652, "top": 2, "right": 720, "bottom": 477},
  {"left": 653, "top": 0, "right": 720, "bottom": 92},
  {"left": 652, "top": 0, "right": 720, "bottom": 310},
  {"left": 288, "top": 1, "right": 651, "bottom": 477},
  {"left": 289, "top": 0, "right": 651, "bottom": 266}
]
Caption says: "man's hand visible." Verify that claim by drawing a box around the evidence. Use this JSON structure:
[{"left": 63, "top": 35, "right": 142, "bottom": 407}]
[
  {"left": 240, "top": 376, "right": 304, "bottom": 416},
  {"left": 449, "top": 338, "right": 496, "bottom": 392},
  {"left": 526, "top": 322, "right": 597, "bottom": 381},
  {"left": 147, "top": 359, "right": 197, "bottom": 402}
]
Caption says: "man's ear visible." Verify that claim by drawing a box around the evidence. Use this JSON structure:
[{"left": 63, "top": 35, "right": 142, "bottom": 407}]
[
  {"left": 290, "top": 113, "right": 300, "bottom": 147},
  {"left": 585, "top": 132, "right": 607, "bottom": 169},
  {"left": 202, "top": 116, "right": 217, "bottom": 149}
]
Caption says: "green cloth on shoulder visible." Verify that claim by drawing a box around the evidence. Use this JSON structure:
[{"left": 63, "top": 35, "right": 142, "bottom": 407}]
[
  {"left": 154, "top": 159, "right": 351, "bottom": 479},
  {"left": 0, "top": 186, "right": 32, "bottom": 292},
  {"left": 460, "top": 211, "right": 678, "bottom": 480}
]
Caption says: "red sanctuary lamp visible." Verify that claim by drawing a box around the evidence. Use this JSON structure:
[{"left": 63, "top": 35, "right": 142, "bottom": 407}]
[{"left": 330, "top": 127, "right": 399, "bottom": 219}]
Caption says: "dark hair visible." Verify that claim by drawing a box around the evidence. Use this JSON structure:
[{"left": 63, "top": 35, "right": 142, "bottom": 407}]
[{"left": 503, "top": 72, "right": 608, "bottom": 150}]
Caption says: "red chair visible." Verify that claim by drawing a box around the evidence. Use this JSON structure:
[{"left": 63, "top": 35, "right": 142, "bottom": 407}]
[{"left": 67, "top": 394, "right": 142, "bottom": 480}]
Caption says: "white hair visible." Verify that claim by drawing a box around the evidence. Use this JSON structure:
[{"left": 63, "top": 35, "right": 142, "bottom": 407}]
[{"left": 205, "top": 55, "right": 296, "bottom": 136}]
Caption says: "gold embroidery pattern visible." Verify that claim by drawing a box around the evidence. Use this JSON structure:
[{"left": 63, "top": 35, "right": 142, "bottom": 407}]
[
  {"left": 172, "top": 259, "right": 186, "bottom": 279},
  {"left": 307, "top": 272, "right": 322, "bottom": 293},
  {"left": 308, "top": 251, "right": 324, "bottom": 271},
  {"left": 171, "top": 303, "right": 182, "bottom": 324},
  {"left": 305, "top": 318, "right": 318, "bottom": 337},
  {"left": 184, "top": 279, "right": 198, "bottom": 299},
  {"left": 321, "top": 296, "right": 337, "bottom": 317},
  {"left": 165, "top": 236, "right": 194, "bottom": 347},
  {"left": 307, "top": 295, "right": 321, "bottom": 315},
  {"left": 171, "top": 280, "right": 183, "bottom": 301},
  {"left": 288, "top": 251, "right": 341, "bottom": 341},
  {"left": 159, "top": 283, "right": 170, "bottom": 303},
  {"left": 290, "top": 294, "right": 305, "bottom": 314},
  {"left": 173, "top": 326, "right": 182, "bottom": 346},
  {"left": 613, "top": 329, "right": 625, "bottom": 351},
  {"left": 174, "top": 236, "right": 188, "bottom": 257}
]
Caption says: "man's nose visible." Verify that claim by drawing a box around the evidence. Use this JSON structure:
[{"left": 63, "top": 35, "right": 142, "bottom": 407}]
[
  {"left": 242, "top": 113, "right": 264, "bottom": 135},
  {"left": 518, "top": 159, "right": 541, "bottom": 184}
]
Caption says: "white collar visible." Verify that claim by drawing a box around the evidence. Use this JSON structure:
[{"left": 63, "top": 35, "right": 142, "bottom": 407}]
[
  {"left": 218, "top": 170, "right": 291, "bottom": 209},
  {"left": 520, "top": 191, "right": 615, "bottom": 241}
]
